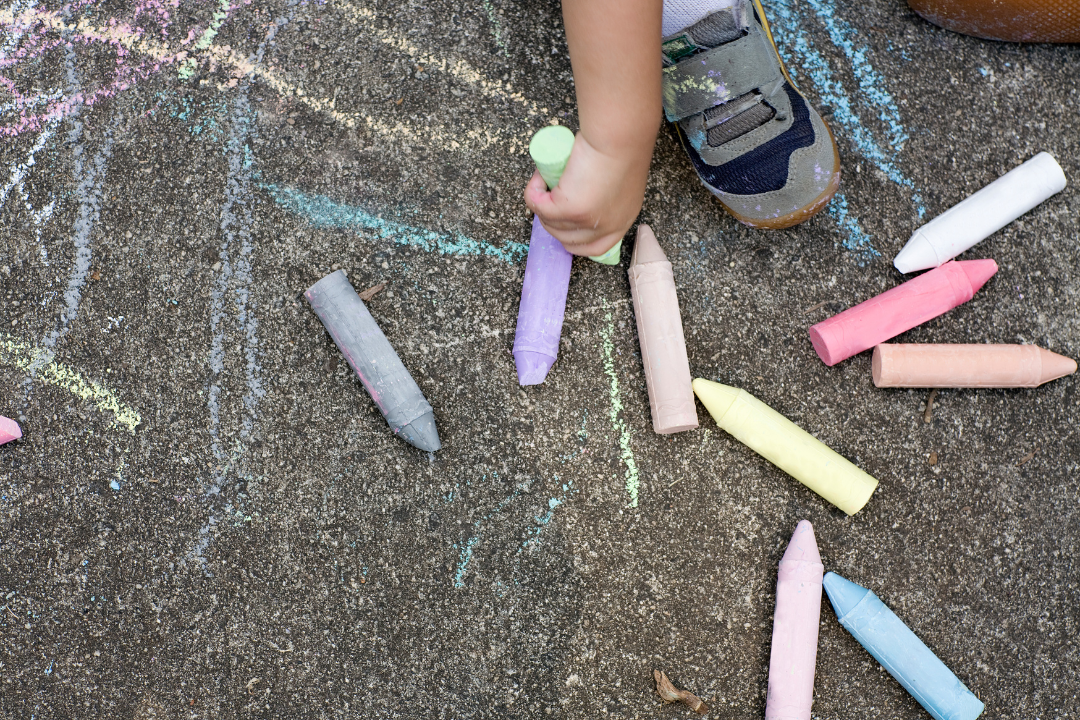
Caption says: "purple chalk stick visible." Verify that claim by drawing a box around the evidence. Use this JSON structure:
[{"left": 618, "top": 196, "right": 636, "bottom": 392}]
[{"left": 513, "top": 216, "right": 573, "bottom": 385}]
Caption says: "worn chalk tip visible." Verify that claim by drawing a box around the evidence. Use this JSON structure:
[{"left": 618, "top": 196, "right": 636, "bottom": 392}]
[
  {"left": 958, "top": 258, "right": 998, "bottom": 294},
  {"left": 529, "top": 125, "right": 575, "bottom": 190},
  {"left": 304, "top": 268, "right": 351, "bottom": 302},
  {"left": 589, "top": 239, "right": 623, "bottom": 265},
  {"left": 822, "top": 572, "right": 870, "bottom": 621},
  {"left": 398, "top": 412, "right": 441, "bottom": 452},
  {"left": 514, "top": 350, "right": 556, "bottom": 386},
  {"left": 781, "top": 519, "right": 822, "bottom": 566},
  {"left": 0, "top": 416, "right": 22, "bottom": 445},
  {"left": 893, "top": 231, "right": 938, "bottom": 274},
  {"left": 630, "top": 225, "right": 668, "bottom": 266}
]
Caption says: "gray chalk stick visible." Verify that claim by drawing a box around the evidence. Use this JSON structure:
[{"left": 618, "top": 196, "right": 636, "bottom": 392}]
[{"left": 305, "top": 270, "right": 441, "bottom": 452}]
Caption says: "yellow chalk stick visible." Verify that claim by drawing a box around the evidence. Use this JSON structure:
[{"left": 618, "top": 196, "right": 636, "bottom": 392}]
[{"left": 692, "top": 379, "right": 878, "bottom": 515}]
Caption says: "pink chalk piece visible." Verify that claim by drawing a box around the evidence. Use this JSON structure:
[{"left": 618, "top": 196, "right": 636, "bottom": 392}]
[
  {"left": 809, "top": 259, "right": 998, "bottom": 366},
  {"left": 627, "top": 225, "right": 698, "bottom": 434},
  {"left": 0, "top": 416, "right": 23, "bottom": 445},
  {"left": 765, "top": 520, "right": 824, "bottom": 720}
]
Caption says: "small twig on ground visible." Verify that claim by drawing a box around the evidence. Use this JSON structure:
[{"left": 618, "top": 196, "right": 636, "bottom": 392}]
[
  {"left": 803, "top": 299, "right": 834, "bottom": 315},
  {"left": 359, "top": 281, "right": 387, "bottom": 302},
  {"left": 1017, "top": 447, "right": 1039, "bottom": 467},
  {"left": 654, "top": 670, "right": 708, "bottom": 715},
  {"left": 923, "top": 389, "right": 938, "bottom": 424}
]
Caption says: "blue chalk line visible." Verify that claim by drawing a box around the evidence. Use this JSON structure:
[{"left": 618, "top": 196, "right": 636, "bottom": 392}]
[
  {"left": 261, "top": 182, "right": 528, "bottom": 264},
  {"left": 769, "top": 0, "right": 927, "bottom": 256}
]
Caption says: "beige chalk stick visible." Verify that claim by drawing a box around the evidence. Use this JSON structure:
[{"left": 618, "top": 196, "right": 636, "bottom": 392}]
[
  {"left": 872, "top": 343, "right": 1077, "bottom": 388},
  {"left": 628, "top": 226, "right": 698, "bottom": 434},
  {"left": 693, "top": 379, "right": 878, "bottom": 516}
]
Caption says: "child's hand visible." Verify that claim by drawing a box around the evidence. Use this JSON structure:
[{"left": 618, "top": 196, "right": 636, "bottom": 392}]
[
  {"left": 523, "top": 0, "right": 662, "bottom": 258},
  {"left": 523, "top": 131, "right": 652, "bottom": 258}
]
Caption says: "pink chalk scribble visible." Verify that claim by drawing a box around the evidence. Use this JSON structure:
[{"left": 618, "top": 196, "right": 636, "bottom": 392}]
[{"left": 0, "top": 0, "right": 245, "bottom": 138}]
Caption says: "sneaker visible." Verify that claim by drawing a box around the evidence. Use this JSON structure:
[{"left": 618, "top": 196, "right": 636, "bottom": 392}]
[
  {"left": 661, "top": 0, "right": 841, "bottom": 229},
  {"left": 908, "top": 0, "right": 1080, "bottom": 43}
]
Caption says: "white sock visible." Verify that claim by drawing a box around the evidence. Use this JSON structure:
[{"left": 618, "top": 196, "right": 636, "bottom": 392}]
[{"left": 662, "top": 0, "right": 740, "bottom": 37}]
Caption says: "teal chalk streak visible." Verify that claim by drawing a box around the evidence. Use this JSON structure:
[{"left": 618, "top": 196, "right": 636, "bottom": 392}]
[
  {"left": 261, "top": 183, "right": 528, "bottom": 263},
  {"left": 453, "top": 536, "right": 480, "bottom": 588},
  {"left": 770, "top": 0, "right": 926, "bottom": 220},
  {"left": 829, "top": 191, "right": 879, "bottom": 258},
  {"left": 453, "top": 478, "right": 525, "bottom": 588},
  {"left": 800, "top": 0, "right": 909, "bottom": 152},
  {"left": 519, "top": 479, "right": 576, "bottom": 553}
]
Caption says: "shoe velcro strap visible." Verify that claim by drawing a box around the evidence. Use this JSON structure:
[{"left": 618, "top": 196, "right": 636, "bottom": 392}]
[{"left": 662, "top": 30, "right": 780, "bottom": 123}]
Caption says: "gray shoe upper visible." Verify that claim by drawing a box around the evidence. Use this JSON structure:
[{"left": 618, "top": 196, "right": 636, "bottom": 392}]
[{"left": 661, "top": 1, "right": 840, "bottom": 223}]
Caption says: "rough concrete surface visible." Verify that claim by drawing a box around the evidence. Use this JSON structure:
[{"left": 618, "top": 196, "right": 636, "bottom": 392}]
[{"left": 1, "top": 0, "right": 1078, "bottom": 718}]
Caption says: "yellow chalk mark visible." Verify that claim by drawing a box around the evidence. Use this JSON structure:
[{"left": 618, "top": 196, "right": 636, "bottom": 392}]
[
  {"left": 0, "top": 5, "right": 518, "bottom": 153},
  {"left": 332, "top": 0, "right": 548, "bottom": 121},
  {"left": 0, "top": 333, "right": 142, "bottom": 434},
  {"left": 204, "top": 43, "right": 510, "bottom": 151}
]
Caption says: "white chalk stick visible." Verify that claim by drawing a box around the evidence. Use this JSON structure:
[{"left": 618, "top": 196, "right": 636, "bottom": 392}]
[{"left": 894, "top": 152, "right": 1066, "bottom": 274}]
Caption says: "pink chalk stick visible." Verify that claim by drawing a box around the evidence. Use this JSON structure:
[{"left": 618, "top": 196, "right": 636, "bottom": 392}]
[
  {"left": 627, "top": 225, "right": 698, "bottom": 434},
  {"left": 0, "top": 416, "right": 22, "bottom": 445},
  {"left": 765, "top": 520, "right": 824, "bottom": 720},
  {"left": 808, "top": 259, "right": 998, "bottom": 366}
]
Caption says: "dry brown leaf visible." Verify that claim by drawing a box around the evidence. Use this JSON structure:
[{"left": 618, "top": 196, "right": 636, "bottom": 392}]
[
  {"left": 359, "top": 281, "right": 387, "bottom": 302},
  {"left": 653, "top": 670, "right": 709, "bottom": 715}
]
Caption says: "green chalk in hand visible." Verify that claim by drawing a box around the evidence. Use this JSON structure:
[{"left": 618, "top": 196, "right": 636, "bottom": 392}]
[
  {"left": 528, "top": 125, "right": 623, "bottom": 266},
  {"left": 589, "top": 240, "right": 622, "bottom": 265},
  {"left": 529, "top": 125, "right": 575, "bottom": 190}
]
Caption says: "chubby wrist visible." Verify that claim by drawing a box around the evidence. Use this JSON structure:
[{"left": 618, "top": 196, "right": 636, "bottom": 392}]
[{"left": 578, "top": 117, "right": 660, "bottom": 170}]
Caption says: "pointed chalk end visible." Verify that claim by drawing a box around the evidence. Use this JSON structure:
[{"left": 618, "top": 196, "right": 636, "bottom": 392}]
[
  {"left": 398, "top": 412, "right": 441, "bottom": 452},
  {"left": 1040, "top": 348, "right": 1078, "bottom": 385},
  {"left": 0, "top": 416, "right": 22, "bottom": 445},
  {"left": 823, "top": 572, "right": 869, "bottom": 620},
  {"left": 514, "top": 351, "right": 556, "bottom": 386},
  {"left": 691, "top": 378, "right": 740, "bottom": 424},
  {"left": 958, "top": 258, "right": 998, "bottom": 294},
  {"left": 630, "top": 225, "right": 667, "bottom": 266},
  {"left": 893, "top": 232, "right": 939, "bottom": 274},
  {"left": 781, "top": 520, "right": 822, "bottom": 565}
]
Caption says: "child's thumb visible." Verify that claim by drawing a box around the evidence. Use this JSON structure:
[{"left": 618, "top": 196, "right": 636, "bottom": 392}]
[{"left": 523, "top": 170, "right": 554, "bottom": 215}]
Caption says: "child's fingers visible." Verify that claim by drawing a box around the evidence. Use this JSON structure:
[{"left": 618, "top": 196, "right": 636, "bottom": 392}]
[{"left": 523, "top": 171, "right": 551, "bottom": 215}]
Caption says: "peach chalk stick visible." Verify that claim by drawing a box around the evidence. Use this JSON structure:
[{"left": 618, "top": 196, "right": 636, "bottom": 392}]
[
  {"left": 0, "top": 416, "right": 22, "bottom": 445},
  {"left": 809, "top": 259, "right": 998, "bottom": 366},
  {"left": 873, "top": 344, "right": 1077, "bottom": 388},
  {"left": 766, "top": 520, "right": 824, "bottom": 720},
  {"left": 628, "top": 225, "right": 698, "bottom": 434},
  {"left": 693, "top": 379, "right": 878, "bottom": 515}
]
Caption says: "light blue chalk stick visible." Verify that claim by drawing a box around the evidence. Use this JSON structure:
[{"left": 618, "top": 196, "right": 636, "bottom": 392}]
[{"left": 824, "top": 572, "right": 984, "bottom": 720}]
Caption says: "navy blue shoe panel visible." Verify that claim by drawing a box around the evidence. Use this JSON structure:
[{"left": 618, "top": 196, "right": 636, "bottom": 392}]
[{"left": 679, "top": 84, "right": 816, "bottom": 196}]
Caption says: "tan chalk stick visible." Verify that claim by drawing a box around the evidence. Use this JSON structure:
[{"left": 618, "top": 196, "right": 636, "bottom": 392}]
[
  {"left": 872, "top": 343, "right": 1077, "bottom": 388},
  {"left": 628, "top": 225, "right": 698, "bottom": 434}
]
